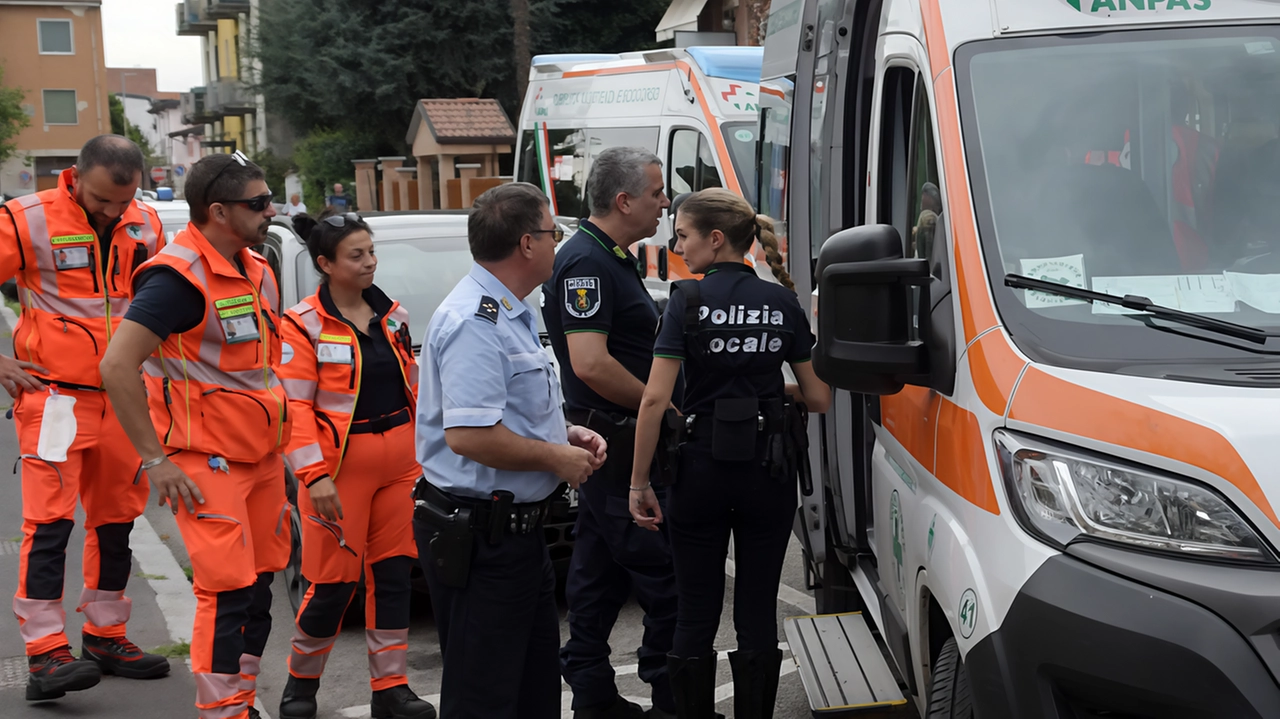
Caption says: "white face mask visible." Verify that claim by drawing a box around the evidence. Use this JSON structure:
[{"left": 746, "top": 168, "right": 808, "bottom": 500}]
[{"left": 36, "top": 392, "right": 77, "bottom": 463}]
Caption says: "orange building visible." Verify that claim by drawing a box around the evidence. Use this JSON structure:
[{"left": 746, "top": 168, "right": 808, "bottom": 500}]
[{"left": 0, "top": 0, "right": 112, "bottom": 197}]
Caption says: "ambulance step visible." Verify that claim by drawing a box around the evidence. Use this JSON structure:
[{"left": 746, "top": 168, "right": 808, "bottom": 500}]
[{"left": 784, "top": 611, "right": 908, "bottom": 716}]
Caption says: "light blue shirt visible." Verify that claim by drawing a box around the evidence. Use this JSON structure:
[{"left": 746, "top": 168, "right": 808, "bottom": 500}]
[{"left": 416, "top": 263, "right": 566, "bottom": 503}]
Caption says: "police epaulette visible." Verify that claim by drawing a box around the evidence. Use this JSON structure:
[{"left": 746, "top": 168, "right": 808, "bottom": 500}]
[{"left": 475, "top": 296, "right": 500, "bottom": 324}]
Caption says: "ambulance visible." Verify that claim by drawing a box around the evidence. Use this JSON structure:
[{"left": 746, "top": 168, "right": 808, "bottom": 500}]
[
  {"left": 513, "top": 46, "right": 766, "bottom": 297},
  {"left": 766, "top": 0, "right": 1280, "bottom": 716}
]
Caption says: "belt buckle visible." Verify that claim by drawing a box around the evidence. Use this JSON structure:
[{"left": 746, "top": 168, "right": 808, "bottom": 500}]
[{"left": 370, "top": 414, "right": 392, "bottom": 433}]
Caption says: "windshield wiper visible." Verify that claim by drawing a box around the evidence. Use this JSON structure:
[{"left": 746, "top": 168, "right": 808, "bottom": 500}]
[{"left": 1004, "top": 273, "right": 1274, "bottom": 345}]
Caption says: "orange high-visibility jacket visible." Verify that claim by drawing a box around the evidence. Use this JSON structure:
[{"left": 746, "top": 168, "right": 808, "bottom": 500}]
[
  {"left": 134, "top": 224, "right": 291, "bottom": 464},
  {"left": 278, "top": 287, "right": 418, "bottom": 486},
  {"left": 0, "top": 169, "right": 163, "bottom": 388}
]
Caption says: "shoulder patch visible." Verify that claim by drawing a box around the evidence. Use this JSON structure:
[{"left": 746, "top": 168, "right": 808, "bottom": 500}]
[
  {"left": 475, "top": 295, "right": 500, "bottom": 324},
  {"left": 564, "top": 277, "right": 601, "bottom": 319}
]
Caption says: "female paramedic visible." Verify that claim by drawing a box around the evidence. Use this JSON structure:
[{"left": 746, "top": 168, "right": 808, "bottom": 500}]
[
  {"left": 629, "top": 188, "right": 830, "bottom": 718},
  {"left": 275, "top": 212, "right": 436, "bottom": 719}
]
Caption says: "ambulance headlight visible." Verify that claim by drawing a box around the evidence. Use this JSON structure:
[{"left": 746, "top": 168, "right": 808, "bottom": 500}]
[{"left": 994, "top": 431, "right": 1275, "bottom": 564}]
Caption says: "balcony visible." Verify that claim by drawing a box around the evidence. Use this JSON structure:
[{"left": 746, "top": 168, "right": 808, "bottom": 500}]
[
  {"left": 176, "top": 2, "right": 215, "bottom": 36},
  {"left": 206, "top": 0, "right": 251, "bottom": 19},
  {"left": 207, "top": 79, "right": 256, "bottom": 116},
  {"left": 180, "top": 88, "right": 216, "bottom": 126}
]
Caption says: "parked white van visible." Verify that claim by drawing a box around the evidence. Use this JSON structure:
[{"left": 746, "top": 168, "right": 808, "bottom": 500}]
[
  {"left": 513, "top": 46, "right": 764, "bottom": 296},
  {"left": 767, "top": 0, "right": 1280, "bottom": 717}
]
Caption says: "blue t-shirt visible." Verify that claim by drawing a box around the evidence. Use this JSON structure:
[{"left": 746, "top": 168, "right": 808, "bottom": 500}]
[{"left": 654, "top": 262, "right": 813, "bottom": 415}]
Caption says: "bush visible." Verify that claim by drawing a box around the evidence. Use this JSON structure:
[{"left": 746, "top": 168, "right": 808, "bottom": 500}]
[{"left": 293, "top": 128, "right": 380, "bottom": 211}]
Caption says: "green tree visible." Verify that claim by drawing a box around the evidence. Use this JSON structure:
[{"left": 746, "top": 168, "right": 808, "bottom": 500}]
[
  {"left": 0, "top": 65, "right": 31, "bottom": 167},
  {"left": 292, "top": 128, "right": 379, "bottom": 210},
  {"left": 109, "top": 94, "right": 157, "bottom": 159},
  {"left": 251, "top": 148, "right": 294, "bottom": 203}
]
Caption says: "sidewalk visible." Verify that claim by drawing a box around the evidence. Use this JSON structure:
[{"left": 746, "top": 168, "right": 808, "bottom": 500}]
[{"left": 0, "top": 308, "right": 200, "bottom": 717}]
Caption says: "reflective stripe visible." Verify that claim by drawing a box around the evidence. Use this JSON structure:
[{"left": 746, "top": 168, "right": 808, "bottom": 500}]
[
  {"left": 282, "top": 378, "right": 317, "bottom": 400},
  {"left": 13, "top": 597, "right": 65, "bottom": 645},
  {"left": 145, "top": 357, "right": 283, "bottom": 392},
  {"left": 296, "top": 306, "right": 323, "bottom": 342},
  {"left": 288, "top": 625, "right": 336, "bottom": 678},
  {"left": 137, "top": 207, "right": 160, "bottom": 254},
  {"left": 238, "top": 653, "right": 261, "bottom": 693},
  {"left": 259, "top": 266, "right": 279, "bottom": 314},
  {"left": 366, "top": 628, "right": 408, "bottom": 681},
  {"left": 160, "top": 241, "right": 200, "bottom": 264},
  {"left": 20, "top": 199, "right": 59, "bottom": 295},
  {"left": 194, "top": 673, "right": 246, "bottom": 719},
  {"left": 285, "top": 442, "right": 324, "bottom": 470},
  {"left": 365, "top": 628, "right": 408, "bottom": 654},
  {"left": 315, "top": 389, "right": 356, "bottom": 414},
  {"left": 20, "top": 291, "right": 123, "bottom": 318},
  {"left": 406, "top": 364, "right": 419, "bottom": 386},
  {"left": 77, "top": 588, "right": 131, "bottom": 628}
]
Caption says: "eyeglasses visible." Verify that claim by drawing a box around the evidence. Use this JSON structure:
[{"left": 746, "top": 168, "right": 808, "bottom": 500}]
[
  {"left": 532, "top": 228, "right": 564, "bottom": 242},
  {"left": 322, "top": 212, "right": 363, "bottom": 228},
  {"left": 215, "top": 193, "right": 274, "bottom": 212}
]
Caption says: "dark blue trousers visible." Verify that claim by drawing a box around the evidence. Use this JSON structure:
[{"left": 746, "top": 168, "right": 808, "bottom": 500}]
[{"left": 561, "top": 437, "right": 678, "bottom": 712}]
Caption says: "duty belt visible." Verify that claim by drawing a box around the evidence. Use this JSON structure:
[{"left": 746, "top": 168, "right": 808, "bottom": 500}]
[
  {"left": 565, "top": 408, "right": 636, "bottom": 439},
  {"left": 414, "top": 479, "right": 550, "bottom": 536},
  {"left": 348, "top": 407, "right": 411, "bottom": 435}
]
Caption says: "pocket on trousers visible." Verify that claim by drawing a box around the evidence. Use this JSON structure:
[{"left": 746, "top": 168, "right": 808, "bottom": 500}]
[
  {"left": 603, "top": 494, "right": 670, "bottom": 566},
  {"left": 187, "top": 513, "right": 250, "bottom": 591}
]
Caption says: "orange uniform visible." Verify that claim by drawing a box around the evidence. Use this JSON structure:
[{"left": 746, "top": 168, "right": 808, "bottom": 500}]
[
  {"left": 277, "top": 284, "right": 419, "bottom": 691},
  {"left": 134, "top": 224, "right": 291, "bottom": 719},
  {"left": 2, "top": 170, "right": 162, "bottom": 657}
]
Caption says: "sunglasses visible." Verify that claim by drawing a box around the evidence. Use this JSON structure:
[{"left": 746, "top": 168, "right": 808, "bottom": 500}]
[
  {"left": 215, "top": 193, "right": 274, "bottom": 212},
  {"left": 323, "top": 212, "right": 363, "bottom": 227},
  {"left": 532, "top": 227, "right": 564, "bottom": 242}
]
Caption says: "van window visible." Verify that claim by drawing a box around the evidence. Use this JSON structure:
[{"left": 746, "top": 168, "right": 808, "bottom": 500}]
[
  {"left": 757, "top": 78, "right": 794, "bottom": 231},
  {"left": 875, "top": 67, "right": 915, "bottom": 249},
  {"left": 518, "top": 126, "right": 659, "bottom": 218},
  {"left": 668, "top": 129, "right": 723, "bottom": 197},
  {"left": 906, "top": 77, "right": 942, "bottom": 264}
]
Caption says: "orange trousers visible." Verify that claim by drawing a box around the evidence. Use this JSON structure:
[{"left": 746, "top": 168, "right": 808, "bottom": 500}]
[
  {"left": 12, "top": 387, "right": 149, "bottom": 656},
  {"left": 289, "top": 420, "right": 418, "bottom": 691},
  {"left": 172, "top": 450, "right": 290, "bottom": 719}
]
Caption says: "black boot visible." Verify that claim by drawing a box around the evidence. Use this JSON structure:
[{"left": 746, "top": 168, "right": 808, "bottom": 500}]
[
  {"left": 370, "top": 684, "right": 437, "bottom": 719},
  {"left": 729, "top": 649, "right": 783, "bottom": 719},
  {"left": 26, "top": 646, "right": 102, "bottom": 701},
  {"left": 278, "top": 675, "right": 320, "bottom": 719},
  {"left": 574, "top": 694, "right": 648, "bottom": 718},
  {"left": 665, "top": 655, "right": 724, "bottom": 719}
]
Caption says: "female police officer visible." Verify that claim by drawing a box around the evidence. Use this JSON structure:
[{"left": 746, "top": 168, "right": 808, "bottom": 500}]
[
  {"left": 629, "top": 188, "right": 830, "bottom": 718},
  {"left": 275, "top": 213, "right": 435, "bottom": 719}
]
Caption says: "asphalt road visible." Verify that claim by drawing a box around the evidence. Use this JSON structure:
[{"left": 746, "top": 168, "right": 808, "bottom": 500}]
[{"left": 0, "top": 304, "right": 865, "bottom": 718}]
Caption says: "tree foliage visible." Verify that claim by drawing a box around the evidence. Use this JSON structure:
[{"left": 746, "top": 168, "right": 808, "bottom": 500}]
[
  {"left": 109, "top": 95, "right": 158, "bottom": 160},
  {"left": 291, "top": 128, "right": 379, "bottom": 209},
  {"left": 251, "top": 0, "right": 671, "bottom": 159},
  {"left": 0, "top": 64, "right": 31, "bottom": 167}
]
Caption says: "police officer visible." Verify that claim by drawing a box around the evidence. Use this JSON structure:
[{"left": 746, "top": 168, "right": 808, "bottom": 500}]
[
  {"left": 629, "top": 188, "right": 830, "bottom": 718},
  {"left": 101, "top": 152, "right": 291, "bottom": 719},
  {"left": 414, "top": 182, "right": 607, "bottom": 719},
  {"left": 542, "top": 147, "right": 678, "bottom": 719}
]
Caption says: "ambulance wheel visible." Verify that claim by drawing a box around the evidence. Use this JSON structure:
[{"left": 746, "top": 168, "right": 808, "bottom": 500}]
[{"left": 927, "top": 638, "right": 974, "bottom": 719}]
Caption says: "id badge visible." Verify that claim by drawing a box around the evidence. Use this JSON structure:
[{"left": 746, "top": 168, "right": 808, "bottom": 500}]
[
  {"left": 217, "top": 304, "right": 261, "bottom": 344},
  {"left": 54, "top": 246, "right": 90, "bottom": 271},
  {"left": 316, "top": 342, "right": 353, "bottom": 365}
]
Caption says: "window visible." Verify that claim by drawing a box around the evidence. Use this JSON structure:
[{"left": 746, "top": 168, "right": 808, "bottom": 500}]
[
  {"left": 668, "top": 129, "right": 723, "bottom": 197},
  {"left": 37, "top": 19, "right": 73, "bottom": 55},
  {"left": 875, "top": 67, "right": 915, "bottom": 247},
  {"left": 906, "top": 78, "right": 943, "bottom": 263},
  {"left": 518, "top": 125, "right": 659, "bottom": 219},
  {"left": 42, "top": 90, "right": 78, "bottom": 125}
]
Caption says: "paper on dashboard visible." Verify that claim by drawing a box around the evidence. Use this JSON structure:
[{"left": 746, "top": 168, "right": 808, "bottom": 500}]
[
  {"left": 1020, "top": 254, "right": 1086, "bottom": 308},
  {"left": 1225, "top": 272, "right": 1280, "bottom": 313},
  {"left": 1091, "top": 274, "right": 1235, "bottom": 314}
]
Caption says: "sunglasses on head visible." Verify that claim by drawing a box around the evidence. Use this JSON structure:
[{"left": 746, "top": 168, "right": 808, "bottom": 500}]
[{"left": 322, "top": 212, "right": 363, "bottom": 227}]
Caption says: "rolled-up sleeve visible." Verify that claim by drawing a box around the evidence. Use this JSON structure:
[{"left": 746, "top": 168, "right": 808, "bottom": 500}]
[{"left": 437, "top": 317, "right": 507, "bottom": 429}]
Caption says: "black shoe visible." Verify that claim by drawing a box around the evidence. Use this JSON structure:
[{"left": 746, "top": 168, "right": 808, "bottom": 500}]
[
  {"left": 371, "top": 684, "right": 437, "bottom": 719},
  {"left": 26, "top": 646, "right": 102, "bottom": 701},
  {"left": 574, "top": 694, "right": 648, "bottom": 719},
  {"left": 728, "top": 649, "right": 783, "bottom": 719},
  {"left": 666, "top": 655, "right": 724, "bottom": 719},
  {"left": 648, "top": 708, "right": 678, "bottom": 719},
  {"left": 278, "top": 675, "right": 320, "bottom": 719},
  {"left": 248, "top": 708, "right": 261, "bottom": 719},
  {"left": 81, "top": 633, "right": 171, "bottom": 679}
]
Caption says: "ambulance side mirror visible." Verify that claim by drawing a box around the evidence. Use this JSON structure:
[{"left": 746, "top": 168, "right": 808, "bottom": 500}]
[
  {"left": 657, "top": 246, "right": 668, "bottom": 281},
  {"left": 813, "top": 224, "right": 930, "bottom": 395}
]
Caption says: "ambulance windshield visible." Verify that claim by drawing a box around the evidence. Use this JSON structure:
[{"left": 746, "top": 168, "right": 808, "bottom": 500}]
[{"left": 960, "top": 27, "right": 1280, "bottom": 368}]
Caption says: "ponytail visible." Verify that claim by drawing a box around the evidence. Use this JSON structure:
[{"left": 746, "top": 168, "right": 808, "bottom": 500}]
[{"left": 755, "top": 214, "right": 793, "bottom": 291}]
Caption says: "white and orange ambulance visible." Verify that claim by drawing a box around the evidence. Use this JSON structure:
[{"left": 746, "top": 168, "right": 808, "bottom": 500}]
[
  {"left": 513, "top": 46, "right": 766, "bottom": 297},
  {"left": 768, "top": 0, "right": 1280, "bottom": 716}
]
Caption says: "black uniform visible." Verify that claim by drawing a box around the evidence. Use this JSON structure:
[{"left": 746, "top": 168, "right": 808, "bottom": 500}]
[
  {"left": 542, "top": 220, "right": 679, "bottom": 715},
  {"left": 654, "top": 261, "right": 813, "bottom": 711}
]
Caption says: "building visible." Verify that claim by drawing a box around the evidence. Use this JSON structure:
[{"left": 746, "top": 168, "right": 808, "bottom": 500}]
[
  {"left": 106, "top": 67, "right": 199, "bottom": 194},
  {"left": 656, "top": 0, "right": 772, "bottom": 46},
  {"left": 0, "top": 0, "right": 112, "bottom": 197},
  {"left": 174, "top": 0, "right": 266, "bottom": 157}
]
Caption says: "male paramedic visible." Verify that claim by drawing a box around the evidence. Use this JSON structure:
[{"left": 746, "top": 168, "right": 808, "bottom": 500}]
[
  {"left": 414, "top": 181, "right": 606, "bottom": 718},
  {"left": 0, "top": 135, "right": 169, "bottom": 701},
  {"left": 101, "top": 151, "right": 291, "bottom": 719},
  {"left": 542, "top": 147, "right": 678, "bottom": 719}
]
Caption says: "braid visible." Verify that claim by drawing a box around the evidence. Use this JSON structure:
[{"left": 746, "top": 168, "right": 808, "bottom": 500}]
[{"left": 756, "top": 214, "right": 794, "bottom": 291}]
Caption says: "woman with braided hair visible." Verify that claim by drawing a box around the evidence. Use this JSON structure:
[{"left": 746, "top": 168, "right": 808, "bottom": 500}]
[{"left": 628, "top": 188, "right": 829, "bottom": 718}]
